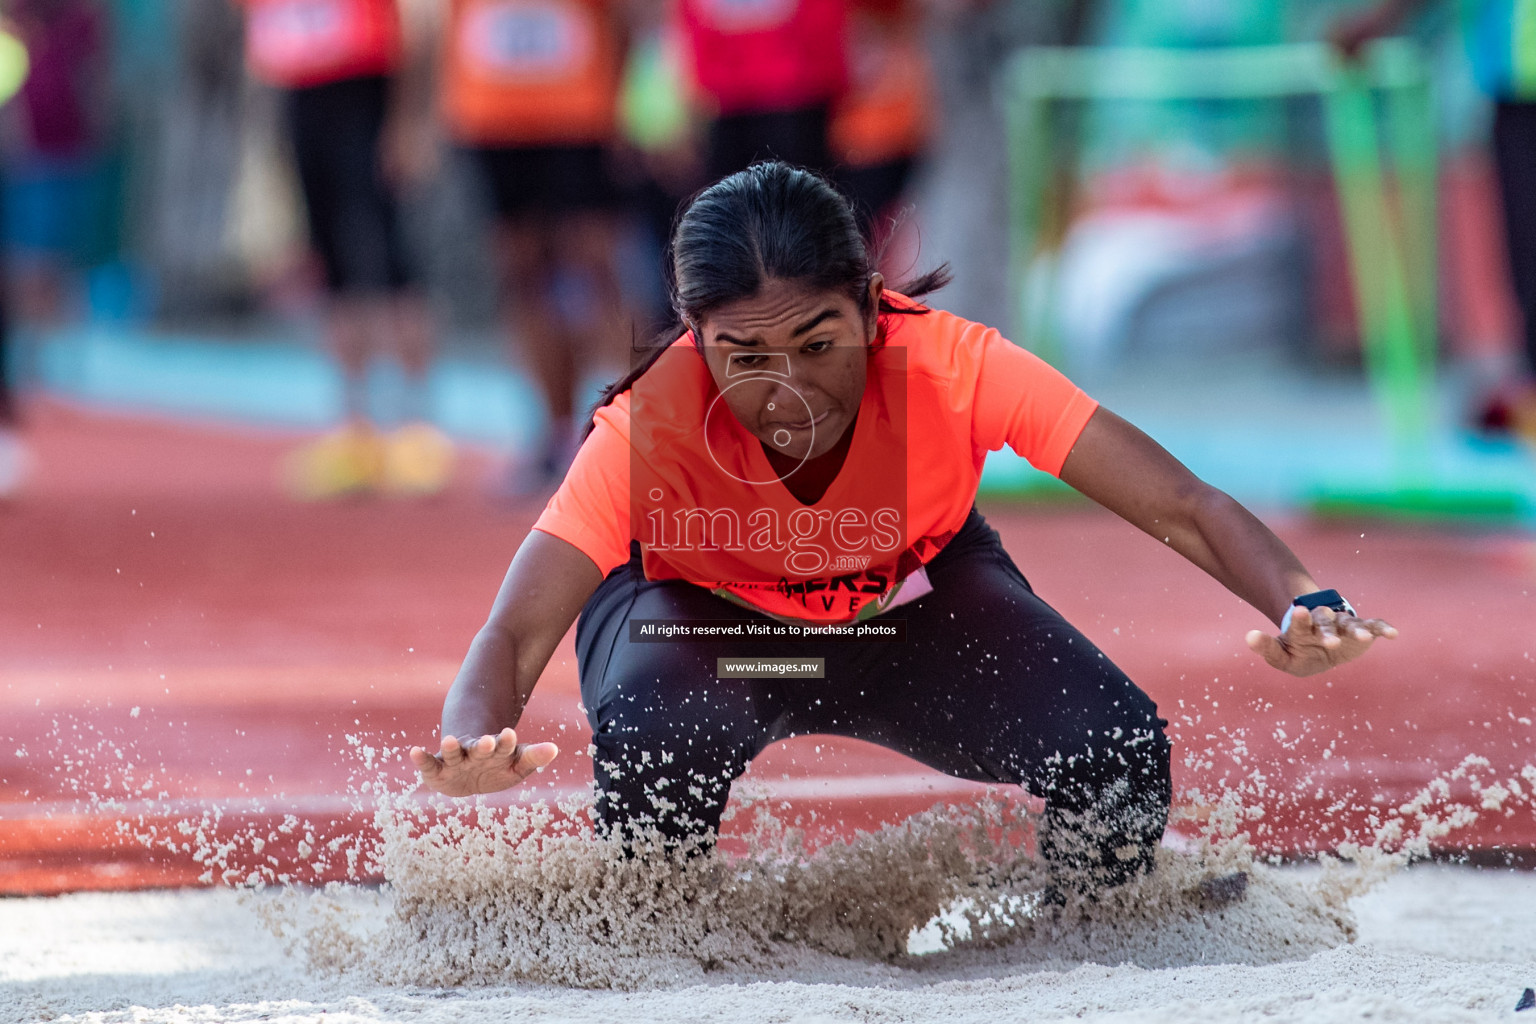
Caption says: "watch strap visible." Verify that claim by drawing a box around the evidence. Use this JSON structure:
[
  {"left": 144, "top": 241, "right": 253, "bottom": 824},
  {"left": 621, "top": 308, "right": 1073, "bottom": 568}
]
[{"left": 1280, "top": 589, "right": 1355, "bottom": 632}]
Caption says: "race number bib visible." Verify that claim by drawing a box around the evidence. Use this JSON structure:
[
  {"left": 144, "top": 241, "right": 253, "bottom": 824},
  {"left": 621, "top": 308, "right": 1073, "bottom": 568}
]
[
  {"left": 693, "top": 0, "right": 798, "bottom": 32},
  {"left": 458, "top": 0, "right": 596, "bottom": 81},
  {"left": 248, "top": 0, "right": 370, "bottom": 78}
]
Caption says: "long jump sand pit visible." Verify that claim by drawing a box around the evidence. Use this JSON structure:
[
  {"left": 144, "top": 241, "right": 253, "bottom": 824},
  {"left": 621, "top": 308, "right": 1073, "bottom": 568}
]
[
  {"left": 3, "top": 404, "right": 1535, "bottom": 1021},
  {"left": 3, "top": 857, "right": 1535, "bottom": 1022}
]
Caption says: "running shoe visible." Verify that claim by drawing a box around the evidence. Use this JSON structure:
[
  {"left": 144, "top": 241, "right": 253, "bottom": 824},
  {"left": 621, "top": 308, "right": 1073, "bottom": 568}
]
[
  {"left": 382, "top": 422, "right": 455, "bottom": 497},
  {"left": 282, "top": 425, "right": 385, "bottom": 500},
  {"left": 1188, "top": 870, "right": 1249, "bottom": 908}
]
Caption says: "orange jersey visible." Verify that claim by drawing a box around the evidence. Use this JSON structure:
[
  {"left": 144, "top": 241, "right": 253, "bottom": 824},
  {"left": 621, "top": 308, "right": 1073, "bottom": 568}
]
[
  {"left": 243, "top": 0, "right": 402, "bottom": 89},
  {"left": 533, "top": 297, "right": 1099, "bottom": 624},
  {"left": 440, "top": 0, "right": 623, "bottom": 146}
]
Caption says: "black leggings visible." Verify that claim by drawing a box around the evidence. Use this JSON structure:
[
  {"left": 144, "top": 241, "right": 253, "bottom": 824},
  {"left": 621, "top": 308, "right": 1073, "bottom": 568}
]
[
  {"left": 284, "top": 75, "right": 415, "bottom": 296},
  {"left": 575, "top": 509, "right": 1172, "bottom": 885}
]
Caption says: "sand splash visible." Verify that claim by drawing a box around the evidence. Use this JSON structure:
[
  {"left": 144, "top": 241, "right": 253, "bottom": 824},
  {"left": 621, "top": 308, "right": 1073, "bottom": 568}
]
[
  {"left": 49, "top": 722, "right": 1525, "bottom": 992},
  {"left": 214, "top": 753, "right": 1531, "bottom": 991}
]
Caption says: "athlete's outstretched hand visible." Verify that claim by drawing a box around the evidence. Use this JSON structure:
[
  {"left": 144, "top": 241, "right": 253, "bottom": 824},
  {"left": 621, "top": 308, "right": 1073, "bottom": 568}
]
[
  {"left": 408, "top": 728, "right": 558, "bottom": 797},
  {"left": 1245, "top": 605, "right": 1398, "bottom": 677}
]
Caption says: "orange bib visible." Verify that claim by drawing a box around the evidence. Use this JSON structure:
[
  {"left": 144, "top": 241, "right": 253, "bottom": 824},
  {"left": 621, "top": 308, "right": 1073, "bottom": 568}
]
[{"left": 441, "top": 0, "right": 622, "bottom": 146}]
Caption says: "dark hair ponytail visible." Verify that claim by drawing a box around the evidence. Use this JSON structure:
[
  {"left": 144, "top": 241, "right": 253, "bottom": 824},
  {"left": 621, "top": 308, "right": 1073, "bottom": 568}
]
[{"left": 584, "top": 161, "right": 950, "bottom": 438}]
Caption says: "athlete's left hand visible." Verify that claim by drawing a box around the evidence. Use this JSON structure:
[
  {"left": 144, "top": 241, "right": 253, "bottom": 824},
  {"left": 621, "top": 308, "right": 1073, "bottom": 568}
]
[{"left": 1245, "top": 605, "right": 1398, "bottom": 677}]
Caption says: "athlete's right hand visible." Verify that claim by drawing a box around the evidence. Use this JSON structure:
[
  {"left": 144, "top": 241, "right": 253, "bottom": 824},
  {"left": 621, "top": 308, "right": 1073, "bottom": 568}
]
[{"left": 408, "top": 728, "right": 558, "bottom": 797}]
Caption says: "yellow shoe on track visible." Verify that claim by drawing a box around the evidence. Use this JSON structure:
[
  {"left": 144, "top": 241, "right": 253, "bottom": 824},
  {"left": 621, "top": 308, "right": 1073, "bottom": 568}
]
[
  {"left": 382, "top": 422, "right": 455, "bottom": 497},
  {"left": 283, "top": 426, "right": 385, "bottom": 500}
]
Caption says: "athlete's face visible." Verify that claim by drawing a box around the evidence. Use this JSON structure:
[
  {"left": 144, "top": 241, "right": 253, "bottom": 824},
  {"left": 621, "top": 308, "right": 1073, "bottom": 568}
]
[{"left": 696, "top": 275, "right": 883, "bottom": 462}]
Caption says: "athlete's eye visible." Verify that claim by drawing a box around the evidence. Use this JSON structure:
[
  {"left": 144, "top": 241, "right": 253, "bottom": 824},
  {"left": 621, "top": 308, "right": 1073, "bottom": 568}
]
[
  {"left": 726, "top": 350, "right": 791, "bottom": 377},
  {"left": 804, "top": 339, "right": 834, "bottom": 353}
]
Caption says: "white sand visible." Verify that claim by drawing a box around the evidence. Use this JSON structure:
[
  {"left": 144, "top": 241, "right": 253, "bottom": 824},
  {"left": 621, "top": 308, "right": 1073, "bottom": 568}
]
[
  {"left": 6, "top": 755, "right": 1532, "bottom": 1023},
  {"left": 4, "top": 861, "right": 1534, "bottom": 1023}
]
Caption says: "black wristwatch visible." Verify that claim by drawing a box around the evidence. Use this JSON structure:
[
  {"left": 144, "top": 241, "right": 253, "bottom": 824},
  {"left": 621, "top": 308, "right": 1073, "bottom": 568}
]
[{"left": 1280, "top": 588, "right": 1355, "bottom": 632}]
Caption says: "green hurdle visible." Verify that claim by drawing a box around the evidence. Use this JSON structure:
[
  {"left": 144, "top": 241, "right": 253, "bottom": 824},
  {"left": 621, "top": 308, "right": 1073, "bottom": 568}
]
[{"left": 1003, "top": 41, "right": 1528, "bottom": 521}]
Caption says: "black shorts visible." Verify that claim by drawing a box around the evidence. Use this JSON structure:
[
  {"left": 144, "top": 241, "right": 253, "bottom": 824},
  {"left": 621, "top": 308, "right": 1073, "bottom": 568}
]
[
  {"left": 465, "top": 144, "right": 622, "bottom": 221},
  {"left": 707, "top": 104, "right": 832, "bottom": 181},
  {"left": 574, "top": 507, "right": 1173, "bottom": 883},
  {"left": 283, "top": 75, "right": 416, "bottom": 296}
]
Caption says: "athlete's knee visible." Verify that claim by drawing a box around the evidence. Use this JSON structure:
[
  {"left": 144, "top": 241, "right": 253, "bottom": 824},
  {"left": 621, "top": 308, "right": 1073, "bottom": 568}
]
[
  {"left": 1057, "top": 698, "right": 1171, "bottom": 809},
  {"left": 588, "top": 692, "right": 758, "bottom": 846},
  {"left": 1100, "top": 705, "right": 1172, "bottom": 795},
  {"left": 591, "top": 742, "right": 747, "bottom": 850},
  {"left": 495, "top": 223, "right": 550, "bottom": 285},
  {"left": 1037, "top": 699, "right": 1172, "bottom": 890},
  {"left": 592, "top": 713, "right": 752, "bottom": 796}
]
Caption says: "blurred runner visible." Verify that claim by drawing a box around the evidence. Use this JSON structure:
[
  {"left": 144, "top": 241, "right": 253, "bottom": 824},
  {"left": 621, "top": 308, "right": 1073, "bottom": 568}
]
[
  {"left": 240, "top": 0, "right": 453, "bottom": 499},
  {"left": 1335, "top": 0, "right": 1536, "bottom": 440},
  {"left": 433, "top": 0, "right": 632, "bottom": 495},
  {"left": 675, "top": 0, "right": 849, "bottom": 179},
  {"left": 2, "top": 0, "right": 109, "bottom": 327},
  {"left": 830, "top": 0, "right": 932, "bottom": 255}
]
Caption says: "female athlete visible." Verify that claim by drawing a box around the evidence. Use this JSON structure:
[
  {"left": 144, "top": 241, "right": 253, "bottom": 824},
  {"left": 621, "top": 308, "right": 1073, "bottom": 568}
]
[{"left": 409, "top": 162, "right": 1396, "bottom": 890}]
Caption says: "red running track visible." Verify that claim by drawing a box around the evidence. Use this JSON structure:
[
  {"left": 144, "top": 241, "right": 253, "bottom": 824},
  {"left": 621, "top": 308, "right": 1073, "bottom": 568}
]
[{"left": 2, "top": 402, "right": 1533, "bottom": 894}]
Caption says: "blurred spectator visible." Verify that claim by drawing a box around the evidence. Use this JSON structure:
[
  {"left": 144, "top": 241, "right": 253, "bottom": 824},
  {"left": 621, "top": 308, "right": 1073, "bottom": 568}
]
[
  {"left": 237, "top": 0, "right": 453, "bottom": 499},
  {"left": 1, "top": 0, "right": 110, "bottom": 326},
  {"left": 830, "top": 0, "right": 932, "bottom": 258},
  {"left": 1335, "top": 0, "right": 1536, "bottom": 439},
  {"left": 675, "top": 0, "right": 848, "bottom": 179},
  {"left": 615, "top": 21, "right": 704, "bottom": 334},
  {"left": 431, "top": 0, "right": 631, "bottom": 494},
  {"left": 0, "top": 19, "right": 26, "bottom": 499}
]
